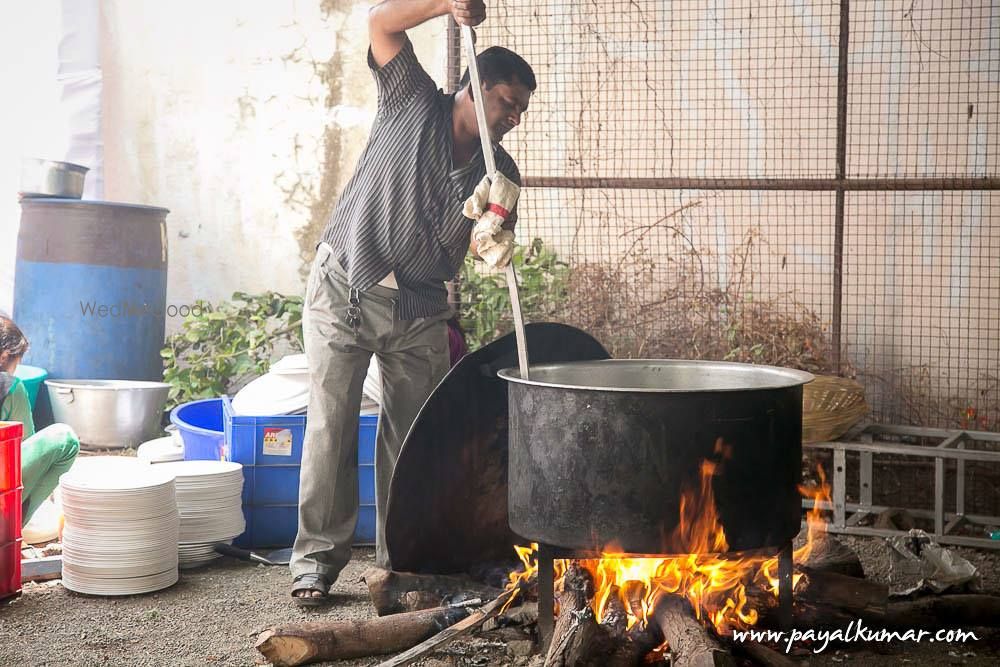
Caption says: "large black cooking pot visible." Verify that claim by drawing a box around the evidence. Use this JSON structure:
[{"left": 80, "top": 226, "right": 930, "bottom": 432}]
[{"left": 500, "top": 360, "right": 813, "bottom": 555}]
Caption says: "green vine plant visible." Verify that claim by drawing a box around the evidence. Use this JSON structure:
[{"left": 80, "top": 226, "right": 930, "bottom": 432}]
[
  {"left": 161, "top": 291, "right": 304, "bottom": 410},
  {"left": 458, "top": 237, "right": 571, "bottom": 350}
]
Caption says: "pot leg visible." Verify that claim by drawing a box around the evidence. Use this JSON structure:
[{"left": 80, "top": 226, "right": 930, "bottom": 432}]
[
  {"left": 778, "top": 540, "right": 794, "bottom": 629},
  {"left": 538, "top": 543, "right": 555, "bottom": 651}
]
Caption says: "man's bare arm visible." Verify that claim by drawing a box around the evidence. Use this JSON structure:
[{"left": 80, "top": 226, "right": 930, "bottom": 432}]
[{"left": 369, "top": 0, "right": 485, "bottom": 67}]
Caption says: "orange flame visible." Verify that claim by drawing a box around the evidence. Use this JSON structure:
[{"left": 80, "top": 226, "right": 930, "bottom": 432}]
[{"left": 507, "top": 448, "right": 832, "bottom": 636}]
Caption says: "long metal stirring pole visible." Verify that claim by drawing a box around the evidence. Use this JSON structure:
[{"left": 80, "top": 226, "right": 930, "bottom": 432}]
[{"left": 461, "top": 25, "right": 530, "bottom": 380}]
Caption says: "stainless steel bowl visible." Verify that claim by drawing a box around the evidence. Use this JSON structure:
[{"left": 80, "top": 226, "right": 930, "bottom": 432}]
[
  {"left": 44, "top": 379, "right": 171, "bottom": 449},
  {"left": 19, "top": 158, "right": 89, "bottom": 199}
]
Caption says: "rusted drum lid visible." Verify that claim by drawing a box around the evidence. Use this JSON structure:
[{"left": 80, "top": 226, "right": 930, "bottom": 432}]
[{"left": 385, "top": 322, "right": 610, "bottom": 574}]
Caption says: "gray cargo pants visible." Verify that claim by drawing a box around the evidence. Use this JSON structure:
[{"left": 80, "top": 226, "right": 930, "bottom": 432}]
[{"left": 291, "top": 243, "right": 450, "bottom": 578}]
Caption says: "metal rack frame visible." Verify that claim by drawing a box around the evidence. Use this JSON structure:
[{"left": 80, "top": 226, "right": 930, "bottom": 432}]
[{"left": 804, "top": 424, "right": 1000, "bottom": 549}]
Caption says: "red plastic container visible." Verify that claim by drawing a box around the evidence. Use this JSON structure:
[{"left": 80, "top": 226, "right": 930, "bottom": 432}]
[
  {"left": 0, "top": 489, "right": 21, "bottom": 545},
  {"left": 0, "top": 423, "right": 23, "bottom": 601},
  {"left": 0, "top": 422, "right": 22, "bottom": 492},
  {"left": 0, "top": 539, "right": 21, "bottom": 600}
]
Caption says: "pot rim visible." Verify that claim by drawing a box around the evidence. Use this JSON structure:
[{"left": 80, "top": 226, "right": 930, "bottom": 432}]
[
  {"left": 44, "top": 379, "right": 171, "bottom": 391},
  {"left": 498, "top": 359, "right": 815, "bottom": 393},
  {"left": 22, "top": 157, "right": 90, "bottom": 174}
]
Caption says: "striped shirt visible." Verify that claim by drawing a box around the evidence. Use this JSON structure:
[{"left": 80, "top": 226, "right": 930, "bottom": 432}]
[{"left": 321, "top": 36, "right": 520, "bottom": 320}]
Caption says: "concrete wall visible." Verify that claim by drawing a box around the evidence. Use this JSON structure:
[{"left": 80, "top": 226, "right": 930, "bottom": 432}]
[
  {"left": 0, "top": 0, "right": 447, "bottom": 327},
  {"left": 98, "top": 0, "right": 446, "bottom": 331},
  {"left": 0, "top": 0, "right": 70, "bottom": 316}
]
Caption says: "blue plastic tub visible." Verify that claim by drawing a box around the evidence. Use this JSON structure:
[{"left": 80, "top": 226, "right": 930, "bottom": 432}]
[
  {"left": 170, "top": 397, "right": 226, "bottom": 461},
  {"left": 13, "top": 365, "right": 47, "bottom": 409},
  {"left": 222, "top": 397, "right": 377, "bottom": 548}
]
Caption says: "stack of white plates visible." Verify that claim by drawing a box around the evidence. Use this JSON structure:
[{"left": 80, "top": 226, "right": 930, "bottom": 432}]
[
  {"left": 232, "top": 371, "right": 309, "bottom": 416},
  {"left": 232, "top": 353, "right": 383, "bottom": 416},
  {"left": 136, "top": 434, "right": 185, "bottom": 463},
  {"left": 156, "top": 461, "right": 246, "bottom": 568},
  {"left": 269, "top": 354, "right": 307, "bottom": 375},
  {"left": 60, "top": 461, "right": 179, "bottom": 595}
]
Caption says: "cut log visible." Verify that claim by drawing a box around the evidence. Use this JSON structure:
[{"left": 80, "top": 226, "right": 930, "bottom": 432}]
[
  {"left": 545, "top": 563, "right": 603, "bottom": 667},
  {"left": 600, "top": 586, "right": 656, "bottom": 667},
  {"left": 885, "top": 594, "right": 1000, "bottom": 629},
  {"left": 363, "top": 567, "right": 502, "bottom": 616},
  {"left": 651, "top": 595, "right": 736, "bottom": 667},
  {"left": 255, "top": 605, "right": 470, "bottom": 666},
  {"left": 544, "top": 564, "right": 659, "bottom": 667},
  {"left": 799, "top": 532, "right": 864, "bottom": 578},
  {"left": 745, "top": 567, "right": 887, "bottom": 629},
  {"left": 626, "top": 621, "right": 665, "bottom": 658},
  {"left": 544, "top": 606, "right": 618, "bottom": 667},
  {"left": 621, "top": 579, "right": 648, "bottom": 619},
  {"left": 376, "top": 588, "right": 520, "bottom": 667},
  {"left": 482, "top": 600, "right": 538, "bottom": 633},
  {"left": 601, "top": 585, "right": 629, "bottom": 637},
  {"left": 796, "top": 568, "right": 887, "bottom": 621},
  {"left": 737, "top": 641, "right": 801, "bottom": 667},
  {"left": 602, "top": 622, "right": 665, "bottom": 667}
]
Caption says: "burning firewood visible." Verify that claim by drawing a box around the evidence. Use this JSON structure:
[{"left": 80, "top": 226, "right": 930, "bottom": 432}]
[
  {"left": 544, "top": 562, "right": 605, "bottom": 667},
  {"left": 651, "top": 594, "right": 737, "bottom": 667},
  {"left": 601, "top": 586, "right": 666, "bottom": 667},
  {"left": 254, "top": 605, "right": 470, "bottom": 666},
  {"left": 363, "top": 567, "right": 502, "bottom": 616},
  {"left": 544, "top": 565, "right": 668, "bottom": 667}
]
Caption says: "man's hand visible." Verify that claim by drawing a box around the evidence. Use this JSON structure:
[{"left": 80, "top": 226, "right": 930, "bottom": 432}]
[
  {"left": 450, "top": 0, "right": 486, "bottom": 27},
  {"left": 474, "top": 228, "right": 515, "bottom": 268},
  {"left": 465, "top": 171, "right": 519, "bottom": 268}
]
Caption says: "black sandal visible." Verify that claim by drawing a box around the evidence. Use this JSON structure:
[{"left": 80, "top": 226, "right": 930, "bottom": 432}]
[{"left": 291, "top": 572, "right": 331, "bottom": 607}]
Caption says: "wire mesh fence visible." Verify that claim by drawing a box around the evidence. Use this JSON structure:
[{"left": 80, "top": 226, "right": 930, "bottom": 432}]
[{"left": 454, "top": 0, "right": 1000, "bottom": 431}]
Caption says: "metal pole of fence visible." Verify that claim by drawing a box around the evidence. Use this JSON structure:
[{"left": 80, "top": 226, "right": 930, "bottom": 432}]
[{"left": 832, "top": 0, "right": 851, "bottom": 374}]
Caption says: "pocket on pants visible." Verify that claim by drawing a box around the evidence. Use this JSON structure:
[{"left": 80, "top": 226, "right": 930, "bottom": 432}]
[{"left": 305, "top": 246, "right": 336, "bottom": 305}]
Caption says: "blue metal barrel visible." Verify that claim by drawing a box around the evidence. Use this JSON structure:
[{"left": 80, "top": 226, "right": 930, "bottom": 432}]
[{"left": 13, "top": 199, "right": 169, "bottom": 385}]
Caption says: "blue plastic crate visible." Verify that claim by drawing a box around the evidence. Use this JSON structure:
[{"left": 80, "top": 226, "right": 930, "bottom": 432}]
[
  {"left": 356, "top": 504, "right": 375, "bottom": 544},
  {"left": 234, "top": 504, "right": 376, "bottom": 549},
  {"left": 359, "top": 464, "right": 375, "bottom": 505},
  {"left": 223, "top": 398, "right": 307, "bottom": 470},
  {"left": 223, "top": 398, "right": 378, "bottom": 548},
  {"left": 235, "top": 505, "right": 297, "bottom": 549}
]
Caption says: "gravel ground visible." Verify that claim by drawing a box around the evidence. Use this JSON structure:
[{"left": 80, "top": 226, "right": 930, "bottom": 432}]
[{"left": 3, "top": 538, "right": 1000, "bottom": 666}]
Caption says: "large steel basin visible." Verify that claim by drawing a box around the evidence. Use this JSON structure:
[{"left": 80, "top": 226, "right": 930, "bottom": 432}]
[{"left": 45, "top": 379, "right": 171, "bottom": 449}]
